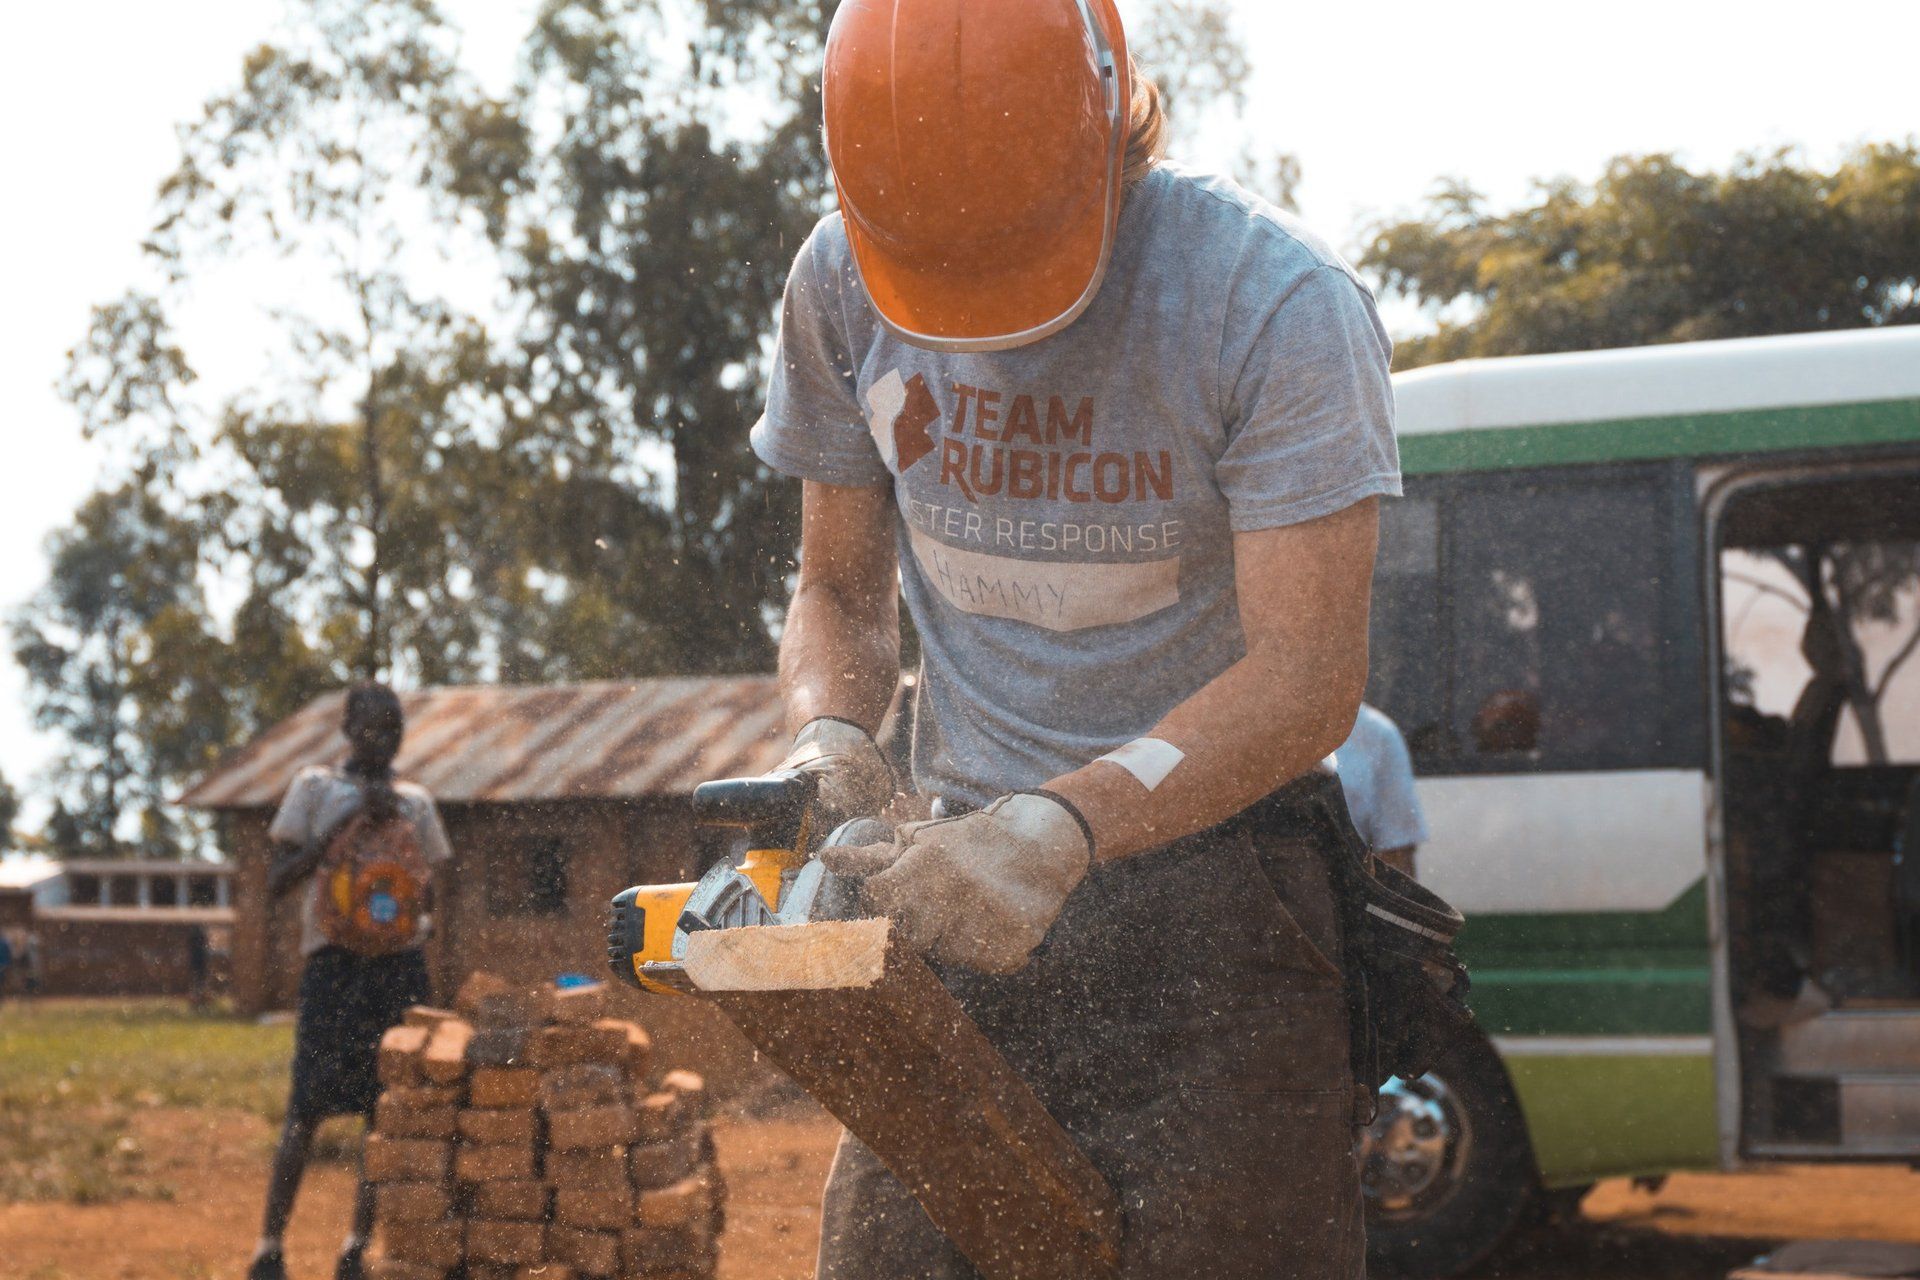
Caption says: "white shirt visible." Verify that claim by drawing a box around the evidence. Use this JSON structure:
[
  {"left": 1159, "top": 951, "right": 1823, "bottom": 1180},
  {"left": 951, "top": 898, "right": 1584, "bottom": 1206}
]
[
  {"left": 1333, "top": 704, "right": 1429, "bottom": 853},
  {"left": 268, "top": 765, "right": 453, "bottom": 957}
]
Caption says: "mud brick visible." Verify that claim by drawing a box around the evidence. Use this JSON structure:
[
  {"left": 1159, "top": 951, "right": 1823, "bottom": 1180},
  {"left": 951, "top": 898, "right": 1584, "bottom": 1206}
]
[
  {"left": 551, "top": 1225, "right": 620, "bottom": 1275},
  {"left": 546, "top": 1145, "right": 630, "bottom": 1193},
  {"left": 364, "top": 1135, "right": 451, "bottom": 1183},
  {"left": 380, "top": 1083, "right": 462, "bottom": 1110},
  {"left": 657, "top": 1069, "right": 707, "bottom": 1116},
  {"left": 385, "top": 1217, "right": 463, "bottom": 1268},
  {"left": 471, "top": 1177, "right": 551, "bottom": 1222},
  {"left": 530, "top": 1023, "right": 629, "bottom": 1068},
  {"left": 474, "top": 985, "right": 556, "bottom": 1031},
  {"left": 470, "top": 1065, "right": 541, "bottom": 1108},
  {"left": 403, "top": 1005, "right": 456, "bottom": 1030},
  {"left": 628, "top": 1126, "right": 704, "bottom": 1191},
  {"left": 630, "top": 1090, "right": 689, "bottom": 1143},
  {"left": 421, "top": 1018, "right": 473, "bottom": 1085},
  {"left": 466, "top": 1219, "right": 548, "bottom": 1267},
  {"left": 539, "top": 1064, "right": 627, "bottom": 1112},
  {"left": 634, "top": 1171, "right": 715, "bottom": 1230},
  {"left": 467, "top": 1024, "right": 532, "bottom": 1068},
  {"left": 516, "top": 1268, "right": 576, "bottom": 1280},
  {"left": 375, "top": 1097, "right": 457, "bottom": 1140},
  {"left": 378, "top": 1024, "right": 430, "bottom": 1087},
  {"left": 457, "top": 1106, "right": 537, "bottom": 1145},
  {"left": 595, "top": 1018, "right": 652, "bottom": 1075},
  {"left": 549, "top": 982, "right": 608, "bottom": 1025},
  {"left": 620, "top": 1224, "right": 715, "bottom": 1273},
  {"left": 553, "top": 1185, "right": 633, "bottom": 1230},
  {"left": 367, "top": 1259, "right": 449, "bottom": 1280},
  {"left": 454, "top": 1141, "right": 537, "bottom": 1182},
  {"left": 464, "top": 1268, "right": 517, "bottom": 1280},
  {"left": 374, "top": 1180, "right": 453, "bottom": 1224},
  {"left": 455, "top": 971, "right": 512, "bottom": 1016},
  {"left": 547, "top": 1104, "right": 636, "bottom": 1150}
]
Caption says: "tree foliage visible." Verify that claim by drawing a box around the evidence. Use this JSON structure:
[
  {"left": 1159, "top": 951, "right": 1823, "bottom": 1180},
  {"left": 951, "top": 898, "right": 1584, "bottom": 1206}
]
[
  {"left": 1365, "top": 145, "right": 1920, "bottom": 368},
  {"left": 11, "top": 482, "right": 221, "bottom": 858},
  {"left": 0, "top": 770, "right": 18, "bottom": 854}
]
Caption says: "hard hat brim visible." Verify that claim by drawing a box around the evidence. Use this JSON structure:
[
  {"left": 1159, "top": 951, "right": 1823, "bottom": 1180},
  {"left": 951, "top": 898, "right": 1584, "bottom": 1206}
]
[{"left": 838, "top": 150, "right": 1122, "bottom": 354}]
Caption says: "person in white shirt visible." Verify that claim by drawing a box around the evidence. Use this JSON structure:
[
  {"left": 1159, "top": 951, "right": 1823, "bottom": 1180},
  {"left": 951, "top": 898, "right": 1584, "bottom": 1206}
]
[
  {"left": 247, "top": 682, "right": 452, "bottom": 1280},
  {"left": 1335, "top": 703, "right": 1430, "bottom": 877}
]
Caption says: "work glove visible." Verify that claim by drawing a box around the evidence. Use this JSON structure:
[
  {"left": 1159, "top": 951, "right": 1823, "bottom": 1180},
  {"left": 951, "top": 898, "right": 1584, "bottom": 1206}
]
[
  {"left": 776, "top": 717, "right": 895, "bottom": 826},
  {"left": 819, "top": 793, "right": 1094, "bottom": 975}
]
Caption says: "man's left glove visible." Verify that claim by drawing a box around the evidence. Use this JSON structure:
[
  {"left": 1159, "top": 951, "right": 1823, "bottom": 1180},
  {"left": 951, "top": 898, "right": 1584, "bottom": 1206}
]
[
  {"left": 819, "top": 793, "right": 1093, "bottom": 974},
  {"left": 776, "top": 717, "right": 895, "bottom": 825}
]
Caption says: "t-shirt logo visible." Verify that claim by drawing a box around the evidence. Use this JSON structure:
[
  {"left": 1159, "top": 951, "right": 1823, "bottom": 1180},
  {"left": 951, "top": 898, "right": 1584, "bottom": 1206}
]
[{"left": 866, "top": 369, "right": 939, "bottom": 474}]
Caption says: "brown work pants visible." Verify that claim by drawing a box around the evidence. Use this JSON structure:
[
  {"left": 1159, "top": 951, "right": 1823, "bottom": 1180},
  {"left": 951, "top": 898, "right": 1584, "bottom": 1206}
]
[{"left": 816, "top": 779, "right": 1367, "bottom": 1279}]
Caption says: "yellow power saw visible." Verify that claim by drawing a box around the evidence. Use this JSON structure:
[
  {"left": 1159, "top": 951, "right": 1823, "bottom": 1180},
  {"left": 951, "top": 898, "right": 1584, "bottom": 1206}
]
[{"left": 605, "top": 773, "right": 885, "bottom": 995}]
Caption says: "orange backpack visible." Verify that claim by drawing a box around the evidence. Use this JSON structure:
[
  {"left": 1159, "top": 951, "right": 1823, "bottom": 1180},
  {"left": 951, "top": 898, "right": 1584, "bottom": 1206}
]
[{"left": 317, "top": 799, "right": 429, "bottom": 956}]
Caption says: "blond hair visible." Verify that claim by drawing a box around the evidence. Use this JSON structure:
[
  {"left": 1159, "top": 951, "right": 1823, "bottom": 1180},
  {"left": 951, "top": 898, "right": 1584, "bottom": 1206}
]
[{"left": 1123, "top": 60, "right": 1168, "bottom": 187}]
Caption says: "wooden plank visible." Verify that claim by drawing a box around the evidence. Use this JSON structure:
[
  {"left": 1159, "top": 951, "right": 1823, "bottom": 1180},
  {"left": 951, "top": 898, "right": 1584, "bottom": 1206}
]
[{"left": 683, "top": 919, "right": 1122, "bottom": 1280}]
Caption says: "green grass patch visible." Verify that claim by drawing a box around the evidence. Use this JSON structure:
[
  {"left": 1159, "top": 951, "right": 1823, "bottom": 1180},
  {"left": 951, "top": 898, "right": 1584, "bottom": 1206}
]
[
  {"left": 0, "top": 999, "right": 317, "bottom": 1203},
  {"left": 0, "top": 1000, "right": 293, "bottom": 1115}
]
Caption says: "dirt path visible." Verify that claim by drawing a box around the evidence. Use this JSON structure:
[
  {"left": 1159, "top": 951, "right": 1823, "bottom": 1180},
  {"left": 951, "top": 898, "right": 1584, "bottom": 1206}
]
[{"left": 2, "top": 1103, "right": 1917, "bottom": 1279}]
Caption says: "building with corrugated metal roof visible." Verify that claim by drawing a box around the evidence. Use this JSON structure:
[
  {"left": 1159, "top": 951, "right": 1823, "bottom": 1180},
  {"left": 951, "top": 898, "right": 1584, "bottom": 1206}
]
[
  {"left": 1, "top": 857, "right": 235, "bottom": 999},
  {"left": 183, "top": 678, "right": 800, "bottom": 1059}
]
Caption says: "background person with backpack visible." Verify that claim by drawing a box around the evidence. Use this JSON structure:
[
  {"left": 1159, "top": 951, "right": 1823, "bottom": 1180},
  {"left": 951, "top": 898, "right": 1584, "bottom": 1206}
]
[{"left": 248, "top": 681, "right": 452, "bottom": 1280}]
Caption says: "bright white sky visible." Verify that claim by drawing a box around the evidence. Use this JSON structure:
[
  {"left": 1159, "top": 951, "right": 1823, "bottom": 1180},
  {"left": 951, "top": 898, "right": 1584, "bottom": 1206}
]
[{"left": 0, "top": 0, "right": 1913, "bottom": 819}]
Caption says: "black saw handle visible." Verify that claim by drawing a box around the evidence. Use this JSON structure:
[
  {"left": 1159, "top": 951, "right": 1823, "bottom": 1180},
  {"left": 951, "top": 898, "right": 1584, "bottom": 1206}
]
[{"left": 691, "top": 770, "right": 818, "bottom": 850}]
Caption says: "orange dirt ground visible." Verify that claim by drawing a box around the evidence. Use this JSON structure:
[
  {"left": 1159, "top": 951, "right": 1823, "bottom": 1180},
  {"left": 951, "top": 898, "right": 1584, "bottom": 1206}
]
[{"left": 1, "top": 1102, "right": 1917, "bottom": 1279}]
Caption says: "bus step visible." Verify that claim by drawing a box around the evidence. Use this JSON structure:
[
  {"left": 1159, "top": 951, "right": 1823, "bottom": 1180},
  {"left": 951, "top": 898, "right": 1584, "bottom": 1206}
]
[
  {"left": 1776, "top": 1009, "right": 1920, "bottom": 1075},
  {"left": 1769, "top": 1072, "right": 1920, "bottom": 1150}
]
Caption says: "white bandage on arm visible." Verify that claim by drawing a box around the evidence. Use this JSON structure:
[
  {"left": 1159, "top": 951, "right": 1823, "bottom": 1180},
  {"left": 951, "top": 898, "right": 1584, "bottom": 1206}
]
[{"left": 1095, "top": 738, "right": 1186, "bottom": 791}]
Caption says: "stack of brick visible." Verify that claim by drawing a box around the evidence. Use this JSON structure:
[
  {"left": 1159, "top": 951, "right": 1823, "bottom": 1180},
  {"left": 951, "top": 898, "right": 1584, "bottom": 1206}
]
[{"left": 366, "top": 974, "right": 724, "bottom": 1280}]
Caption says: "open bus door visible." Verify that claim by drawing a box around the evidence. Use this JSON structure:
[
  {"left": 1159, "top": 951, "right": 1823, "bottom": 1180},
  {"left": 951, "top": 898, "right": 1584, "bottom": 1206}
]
[{"left": 1708, "top": 458, "right": 1920, "bottom": 1161}]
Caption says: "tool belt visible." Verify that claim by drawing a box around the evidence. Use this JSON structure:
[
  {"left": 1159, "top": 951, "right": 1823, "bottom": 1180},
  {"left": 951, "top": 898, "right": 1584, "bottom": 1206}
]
[{"left": 1243, "top": 773, "right": 1475, "bottom": 1117}]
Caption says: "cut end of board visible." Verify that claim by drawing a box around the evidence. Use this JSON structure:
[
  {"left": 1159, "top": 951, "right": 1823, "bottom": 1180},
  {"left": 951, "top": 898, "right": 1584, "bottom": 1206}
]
[{"left": 682, "top": 917, "right": 895, "bottom": 993}]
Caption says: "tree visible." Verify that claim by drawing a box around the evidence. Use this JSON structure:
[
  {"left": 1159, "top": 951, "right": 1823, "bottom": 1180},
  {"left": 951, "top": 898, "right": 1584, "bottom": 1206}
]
[
  {"left": 0, "top": 770, "right": 18, "bottom": 854},
  {"left": 11, "top": 482, "right": 223, "bottom": 858},
  {"left": 147, "top": 0, "right": 497, "bottom": 682},
  {"left": 1364, "top": 145, "right": 1920, "bottom": 369}
]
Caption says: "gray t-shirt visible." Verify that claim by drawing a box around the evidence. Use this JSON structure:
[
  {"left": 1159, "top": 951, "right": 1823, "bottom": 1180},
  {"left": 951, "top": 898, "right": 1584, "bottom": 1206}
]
[
  {"left": 753, "top": 163, "right": 1401, "bottom": 809},
  {"left": 1334, "top": 704, "right": 1430, "bottom": 853},
  {"left": 269, "top": 764, "right": 453, "bottom": 957}
]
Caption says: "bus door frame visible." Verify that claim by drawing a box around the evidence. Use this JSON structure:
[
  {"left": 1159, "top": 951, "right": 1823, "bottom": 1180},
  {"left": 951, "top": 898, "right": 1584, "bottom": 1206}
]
[{"left": 1697, "top": 451, "right": 1920, "bottom": 1167}]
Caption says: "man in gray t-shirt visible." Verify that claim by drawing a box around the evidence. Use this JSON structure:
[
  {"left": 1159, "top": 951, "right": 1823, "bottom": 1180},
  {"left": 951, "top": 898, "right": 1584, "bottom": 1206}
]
[
  {"left": 755, "top": 4, "right": 1396, "bottom": 1277},
  {"left": 757, "top": 162, "right": 1397, "bottom": 813}
]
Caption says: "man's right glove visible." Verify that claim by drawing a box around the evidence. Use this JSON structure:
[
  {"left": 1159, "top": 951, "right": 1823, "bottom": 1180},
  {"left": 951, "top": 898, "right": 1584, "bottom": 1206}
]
[
  {"left": 775, "top": 717, "right": 895, "bottom": 825},
  {"left": 818, "top": 793, "right": 1093, "bottom": 974}
]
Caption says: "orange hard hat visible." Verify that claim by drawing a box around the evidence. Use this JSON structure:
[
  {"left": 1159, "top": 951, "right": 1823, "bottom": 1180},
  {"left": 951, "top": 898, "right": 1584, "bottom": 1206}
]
[{"left": 823, "top": 0, "right": 1131, "bottom": 352}]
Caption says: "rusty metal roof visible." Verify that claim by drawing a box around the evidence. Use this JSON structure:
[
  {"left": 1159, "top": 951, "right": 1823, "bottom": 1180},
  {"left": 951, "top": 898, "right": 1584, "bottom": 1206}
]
[{"left": 180, "top": 678, "right": 792, "bottom": 811}]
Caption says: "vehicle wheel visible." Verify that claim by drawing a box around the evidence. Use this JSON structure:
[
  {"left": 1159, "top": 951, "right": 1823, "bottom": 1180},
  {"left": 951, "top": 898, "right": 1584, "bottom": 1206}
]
[{"left": 1362, "top": 1027, "right": 1537, "bottom": 1279}]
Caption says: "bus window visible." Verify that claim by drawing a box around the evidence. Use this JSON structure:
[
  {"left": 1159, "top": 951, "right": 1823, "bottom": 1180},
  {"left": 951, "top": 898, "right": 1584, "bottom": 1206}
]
[
  {"left": 1723, "top": 540, "right": 1920, "bottom": 768},
  {"left": 1367, "top": 495, "right": 1444, "bottom": 754},
  {"left": 1448, "top": 476, "right": 1668, "bottom": 771}
]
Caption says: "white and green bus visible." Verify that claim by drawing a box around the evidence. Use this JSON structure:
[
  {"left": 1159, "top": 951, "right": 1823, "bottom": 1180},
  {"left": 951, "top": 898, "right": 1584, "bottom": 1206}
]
[{"left": 1358, "top": 325, "right": 1920, "bottom": 1277}]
